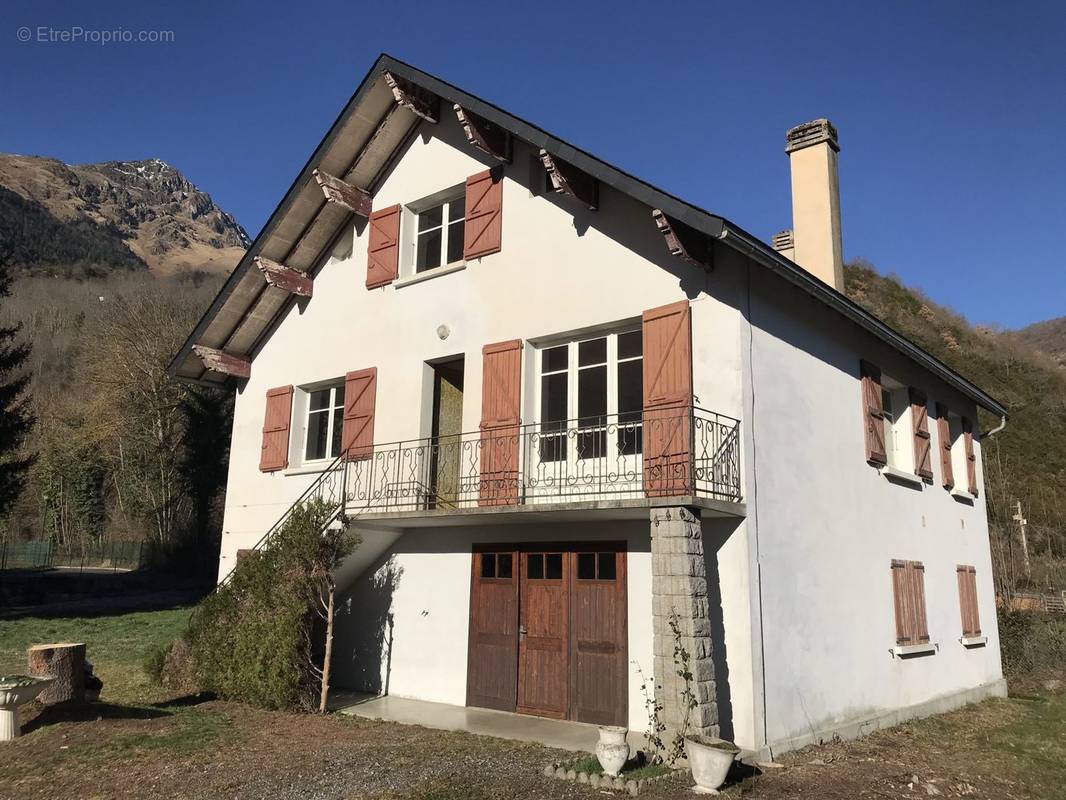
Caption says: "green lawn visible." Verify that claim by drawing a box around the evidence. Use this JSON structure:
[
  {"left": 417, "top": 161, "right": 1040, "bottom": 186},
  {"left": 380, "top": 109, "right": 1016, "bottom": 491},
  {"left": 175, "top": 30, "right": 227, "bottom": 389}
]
[{"left": 0, "top": 606, "right": 191, "bottom": 705}]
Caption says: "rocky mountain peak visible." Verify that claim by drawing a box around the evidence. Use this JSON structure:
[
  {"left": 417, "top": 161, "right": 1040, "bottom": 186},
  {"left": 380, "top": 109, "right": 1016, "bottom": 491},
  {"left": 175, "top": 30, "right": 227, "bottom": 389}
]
[{"left": 0, "top": 153, "right": 249, "bottom": 276}]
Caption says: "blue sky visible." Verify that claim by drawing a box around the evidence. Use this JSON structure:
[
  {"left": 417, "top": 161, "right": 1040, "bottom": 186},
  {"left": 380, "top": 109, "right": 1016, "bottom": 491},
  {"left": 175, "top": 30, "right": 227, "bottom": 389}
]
[{"left": 3, "top": 0, "right": 1063, "bottom": 328}]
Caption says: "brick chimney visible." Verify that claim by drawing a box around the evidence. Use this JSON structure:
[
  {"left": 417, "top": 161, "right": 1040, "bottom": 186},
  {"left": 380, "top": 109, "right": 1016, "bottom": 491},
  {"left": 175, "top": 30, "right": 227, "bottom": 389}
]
[{"left": 784, "top": 119, "right": 843, "bottom": 290}]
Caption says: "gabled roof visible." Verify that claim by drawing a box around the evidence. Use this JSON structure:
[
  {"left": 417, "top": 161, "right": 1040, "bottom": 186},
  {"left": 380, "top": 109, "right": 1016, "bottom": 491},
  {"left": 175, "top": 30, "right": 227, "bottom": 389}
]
[{"left": 169, "top": 54, "right": 1007, "bottom": 418}]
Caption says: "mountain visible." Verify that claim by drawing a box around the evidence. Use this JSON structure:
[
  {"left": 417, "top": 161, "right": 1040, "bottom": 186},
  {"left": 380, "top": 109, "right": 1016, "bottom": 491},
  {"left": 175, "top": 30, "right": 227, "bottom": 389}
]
[
  {"left": 845, "top": 260, "right": 1066, "bottom": 587},
  {"left": 1015, "top": 317, "right": 1066, "bottom": 368},
  {"left": 0, "top": 153, "right": 249, "bottom": 277}
]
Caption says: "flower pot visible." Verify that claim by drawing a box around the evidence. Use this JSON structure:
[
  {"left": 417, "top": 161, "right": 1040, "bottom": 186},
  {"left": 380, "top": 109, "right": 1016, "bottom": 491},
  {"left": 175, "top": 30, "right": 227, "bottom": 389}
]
[
  {"left": 685, "top": 736, "right": 739, "bottom": 794},
  {"left": 0, "top": 676, "right": 54, "bottom": 741},
  {"left": 596, "top": 725, "right": 630, "bottom": 777}
]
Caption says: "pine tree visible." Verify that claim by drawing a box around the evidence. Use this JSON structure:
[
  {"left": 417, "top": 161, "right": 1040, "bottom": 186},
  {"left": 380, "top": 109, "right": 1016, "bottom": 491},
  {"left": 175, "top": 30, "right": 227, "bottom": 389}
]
[{"left": 0, "top": 244, "right": 34, "bottom": 514}]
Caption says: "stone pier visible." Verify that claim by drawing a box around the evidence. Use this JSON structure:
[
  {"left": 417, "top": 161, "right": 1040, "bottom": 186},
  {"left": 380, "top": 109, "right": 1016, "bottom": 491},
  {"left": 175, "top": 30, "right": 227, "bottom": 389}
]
[{"left": 650, "top": 506, "right": 718, "bottom": 741}]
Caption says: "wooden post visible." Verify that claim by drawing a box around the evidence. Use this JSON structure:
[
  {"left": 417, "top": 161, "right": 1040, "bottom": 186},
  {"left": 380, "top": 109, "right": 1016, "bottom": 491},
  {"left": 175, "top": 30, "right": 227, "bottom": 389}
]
[
  {"left": 1014, "top": 500, "right": 1031, "bottom": 579},
  {"left": 27, "top": 643, "right": 86, "bottom": 704}
]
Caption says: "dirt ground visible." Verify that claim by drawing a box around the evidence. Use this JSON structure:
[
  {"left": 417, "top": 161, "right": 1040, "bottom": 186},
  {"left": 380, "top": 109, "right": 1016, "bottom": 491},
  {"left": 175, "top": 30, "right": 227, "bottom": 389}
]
[
  {"left": 2, "top": 605, "right": 1062, "bottom": 800},
  {"left": 2, "top": 685, "right": 1063, "bottom": 800}
]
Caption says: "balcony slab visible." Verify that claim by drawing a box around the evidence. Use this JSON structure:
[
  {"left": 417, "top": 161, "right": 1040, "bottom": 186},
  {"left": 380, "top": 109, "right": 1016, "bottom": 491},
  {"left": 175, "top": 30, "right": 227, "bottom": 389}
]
[{"left": 344, "top": 495, "right": 745, "bottom": 529}]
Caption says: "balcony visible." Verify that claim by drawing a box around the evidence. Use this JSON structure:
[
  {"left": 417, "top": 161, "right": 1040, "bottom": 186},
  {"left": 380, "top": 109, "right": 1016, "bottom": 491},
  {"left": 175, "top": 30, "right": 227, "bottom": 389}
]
[{"left": 324, "top": 405, "right": 742, "bottom": 525}]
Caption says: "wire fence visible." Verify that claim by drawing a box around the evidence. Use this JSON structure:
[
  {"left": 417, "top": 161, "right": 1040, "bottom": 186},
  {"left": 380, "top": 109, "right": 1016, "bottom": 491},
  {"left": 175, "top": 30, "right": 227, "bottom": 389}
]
[{"left": 0, "top": 540, "right": 151, "bottom": 572}]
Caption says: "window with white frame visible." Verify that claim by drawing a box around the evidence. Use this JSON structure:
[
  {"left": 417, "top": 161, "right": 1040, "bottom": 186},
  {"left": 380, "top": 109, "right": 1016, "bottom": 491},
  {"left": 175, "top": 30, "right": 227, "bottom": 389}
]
[
  {"left": 412, "top": 191, "right": 465, "bottom": 273},
  {"left": 536, "top": 330, "right": 643, "bottom": 462},
  {"left": 880, "top": 375, "right": 913, "bottom": 471},
  {"left": 303, "top": 383, "right": 345, "bottom": 462},
  {"left": 947, "top": 411, "right": 967, "bottom": 487}
]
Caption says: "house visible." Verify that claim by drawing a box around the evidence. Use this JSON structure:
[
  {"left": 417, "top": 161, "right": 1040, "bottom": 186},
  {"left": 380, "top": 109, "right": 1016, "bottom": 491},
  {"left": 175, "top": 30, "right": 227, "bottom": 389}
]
[{"left": 170, "top": 55, "right": 1008, "bottom": 758}]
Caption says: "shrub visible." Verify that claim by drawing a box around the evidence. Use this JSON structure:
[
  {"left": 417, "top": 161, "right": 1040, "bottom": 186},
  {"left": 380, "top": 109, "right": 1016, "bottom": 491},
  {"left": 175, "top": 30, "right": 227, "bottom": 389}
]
[
  {"left": 179, "top": 498, "right": 355, "bottom": 710},
  {"left": 999, "top": 611, "right": 1066, "bottom": 677}
]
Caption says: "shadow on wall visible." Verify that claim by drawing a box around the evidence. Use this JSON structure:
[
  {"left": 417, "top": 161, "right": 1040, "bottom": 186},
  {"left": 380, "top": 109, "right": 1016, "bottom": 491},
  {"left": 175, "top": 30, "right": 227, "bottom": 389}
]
[
  {"left": 702, "top": 517, "right": 742, "bottom": 743},
  {"left": 331, "top": 555, "right": 404, "bottom": 694}
]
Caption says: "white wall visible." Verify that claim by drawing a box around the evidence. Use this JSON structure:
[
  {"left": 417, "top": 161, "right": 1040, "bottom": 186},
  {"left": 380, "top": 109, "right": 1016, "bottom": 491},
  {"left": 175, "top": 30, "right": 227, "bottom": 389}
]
[
  {"left": 330, "top": 520, "right": 654, "bottom": 732},
  {"left": 214, "top": 104, "right": 1002, "bottom": 754},
  {"left": 216, "top": 113, "right": 756, "bottom": 739},
  {"left": 218, "top": 113, "right": 745, "bottom": 572},
  {"left": 742, "top": 264, "right": 1003, "bottom": 752}
]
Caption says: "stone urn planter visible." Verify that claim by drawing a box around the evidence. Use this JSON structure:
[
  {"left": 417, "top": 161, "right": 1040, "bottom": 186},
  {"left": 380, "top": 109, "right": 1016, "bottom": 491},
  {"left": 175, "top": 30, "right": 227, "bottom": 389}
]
[
  {"left": 685, "top": 736, "right": 739, "bottom": 794},
  {"left": 595, "top": 725, "right": 630, "bottom": 777},
  {"left": 0, "top": 676, "right": 54, "bottom": 741}
]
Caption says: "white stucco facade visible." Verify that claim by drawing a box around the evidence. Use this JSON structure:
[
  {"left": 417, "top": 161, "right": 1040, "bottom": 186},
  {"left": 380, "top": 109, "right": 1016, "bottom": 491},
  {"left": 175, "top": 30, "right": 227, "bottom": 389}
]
[{"left": 213, "top": 109, "right": 1003, "bottom": 756}]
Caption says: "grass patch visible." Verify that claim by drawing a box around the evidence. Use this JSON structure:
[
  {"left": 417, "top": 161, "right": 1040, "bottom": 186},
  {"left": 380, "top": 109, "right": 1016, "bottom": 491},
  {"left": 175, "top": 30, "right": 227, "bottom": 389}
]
[
  {"left": 0, "top": 606, "right": 191, "bottom": 705},
  {"left": 567, "top": 755, "right": 673, "bottom": 781}
]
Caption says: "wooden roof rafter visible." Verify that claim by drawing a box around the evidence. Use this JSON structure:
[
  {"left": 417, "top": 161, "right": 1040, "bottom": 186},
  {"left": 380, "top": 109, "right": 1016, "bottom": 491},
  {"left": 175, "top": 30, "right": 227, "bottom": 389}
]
[
  {"left": 253, "top": 256, "right": 313, "bottom": 297},
  {"left": 383, "top": 70, "right": 438, "bottom": 122},
  {"left": 454, "top": 104, "right": 511, "bottom": 162},
  {"left": 539, "top": 149, "right": 598, "bottom": 210},
  {"left": 312, "top": 170, "right": 372, "bottom": 217},
  {"left": 192, "top": 345, "right": 251, "bottom": 379},
  {"left": 652, "top": 209, "right": 714, "bottom": 270}
]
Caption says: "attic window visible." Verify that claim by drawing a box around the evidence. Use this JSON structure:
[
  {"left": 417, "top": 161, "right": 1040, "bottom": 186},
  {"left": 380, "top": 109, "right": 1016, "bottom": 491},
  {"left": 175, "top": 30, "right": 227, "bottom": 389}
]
[{"left": 414, "top": 191, "right": 465, "bottom": 273}]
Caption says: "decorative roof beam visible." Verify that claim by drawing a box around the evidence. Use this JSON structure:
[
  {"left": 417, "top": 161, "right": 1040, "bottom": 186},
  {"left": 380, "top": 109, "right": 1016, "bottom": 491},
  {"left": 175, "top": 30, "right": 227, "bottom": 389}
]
[
  {"left": 192, "top": 345, "right": 250, "bottom": 379},
  {"left": 539, "top": 149, "right": 598, "bottom": 210},
  {"left": 454, "top": 104, "right": 511, "bottom": 162},
  {"left": 312, "top": 169, "right": 373, "bottom": 217},
  {"left": 254, "top": 256, "right": 313, "bottom": 298},
  {"left": 652, "top": 209, "right": 714, "bottom": 269},
  {"left": 383, "top": 71, "right": 438, "bottom": 123}
]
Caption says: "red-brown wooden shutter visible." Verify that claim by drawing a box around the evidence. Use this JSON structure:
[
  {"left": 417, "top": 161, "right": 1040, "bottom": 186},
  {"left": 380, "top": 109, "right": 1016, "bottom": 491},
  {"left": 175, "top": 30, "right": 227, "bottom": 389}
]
[
  {"left": 366, "top": 205, "right": 400, "bottom": 289},
  {"left": 642, "top": 300, "right": 694, "bottom": 497},
  {"left": 956, "top": 565, "right": 981, "bottom": 637},
  {"left": 464, "top": 169, "right": 503, "bottom": 260},
  {"left": 260, "top": 385, "right": 294, "bottom": 472},
  {"left": 936, "top": 402, "right": 954, "bottom": 489},
  {"left": 912, "top": 562, "right": 930, "bottom": 643},
  {"left": 479, "top": 340, "right": 521, "bottom": 506},
  {"left": 910, "top": 388, "right": 933, "bottom": 481},
  {"left": 860, "top": 361, "right": 887, "bottom": 465},
  {"left": 962, "top": 417, "right": 978, "bottom": 495},
  {"left": 341, "top": 368, "right": 377, "bottom": 460},
  {"left": 891, "top": 559, "right": 930, "bottom": 646}
]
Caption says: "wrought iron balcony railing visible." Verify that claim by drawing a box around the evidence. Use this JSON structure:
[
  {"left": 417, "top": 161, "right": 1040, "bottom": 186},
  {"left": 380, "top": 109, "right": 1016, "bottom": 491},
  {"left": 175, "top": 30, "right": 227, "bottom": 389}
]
[
  {"left": 222, "top": 406, "right": 741, "bottom": 585},
  {"left": 343, "top": 405, "right": 741, "bottom": 514}
]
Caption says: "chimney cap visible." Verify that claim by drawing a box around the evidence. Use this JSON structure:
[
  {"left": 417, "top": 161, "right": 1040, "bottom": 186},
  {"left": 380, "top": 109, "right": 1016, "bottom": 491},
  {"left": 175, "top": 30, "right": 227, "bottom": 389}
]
[{"left": 785, "top": 119, "right": 839, "bottom": 154}]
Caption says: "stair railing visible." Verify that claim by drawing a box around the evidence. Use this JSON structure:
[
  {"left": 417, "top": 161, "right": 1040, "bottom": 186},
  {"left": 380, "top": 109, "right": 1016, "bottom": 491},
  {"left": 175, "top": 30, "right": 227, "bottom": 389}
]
[{"left": 218, "top": 453, "right": 350, "bottom": 587}]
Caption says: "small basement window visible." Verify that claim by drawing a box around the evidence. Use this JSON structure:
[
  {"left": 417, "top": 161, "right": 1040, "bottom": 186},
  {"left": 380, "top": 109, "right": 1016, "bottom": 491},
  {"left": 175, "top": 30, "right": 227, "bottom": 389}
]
[
  {"left": 413, "top": 191, "right": 465, "bottom": 273},
  {"left": 304, "top": 383, "right": 345, "bottom": 462}
]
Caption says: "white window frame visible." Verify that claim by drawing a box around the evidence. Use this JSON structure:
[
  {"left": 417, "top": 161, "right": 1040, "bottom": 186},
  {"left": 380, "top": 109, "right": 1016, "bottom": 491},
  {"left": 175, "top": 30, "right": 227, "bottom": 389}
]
[
  {"left": 946, "top": 410, "right": 973, "bottom": 496},
  {"left": 880, "top": 375, "right": 914, "bottom": 473},
  {"left": 530, "top": 329, "right": 643, "bottom": 499},
  {"left": 400, "top": 184, "right": 466, "bottom": 279},
  {"left": 296, "top": 381, "right": 345, "bottom": 466}
]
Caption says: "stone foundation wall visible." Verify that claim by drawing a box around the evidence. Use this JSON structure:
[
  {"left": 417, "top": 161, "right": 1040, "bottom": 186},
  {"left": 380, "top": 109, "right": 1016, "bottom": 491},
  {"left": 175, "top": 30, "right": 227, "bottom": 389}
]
[{"left": 650, "top": 506, "right": 718, "bottom": 740}]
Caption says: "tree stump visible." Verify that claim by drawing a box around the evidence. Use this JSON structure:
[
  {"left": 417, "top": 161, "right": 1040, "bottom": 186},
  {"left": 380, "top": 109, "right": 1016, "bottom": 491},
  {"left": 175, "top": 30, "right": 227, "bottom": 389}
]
[{"left": 27, "top": 643, "right": 86, "bottom": 705}]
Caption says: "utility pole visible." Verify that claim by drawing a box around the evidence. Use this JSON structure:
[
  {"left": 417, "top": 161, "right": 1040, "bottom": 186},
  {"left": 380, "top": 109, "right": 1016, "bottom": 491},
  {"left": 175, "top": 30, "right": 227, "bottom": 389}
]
[{"left": 1013, "top": 500, "right": 1030, "bottom": 580}]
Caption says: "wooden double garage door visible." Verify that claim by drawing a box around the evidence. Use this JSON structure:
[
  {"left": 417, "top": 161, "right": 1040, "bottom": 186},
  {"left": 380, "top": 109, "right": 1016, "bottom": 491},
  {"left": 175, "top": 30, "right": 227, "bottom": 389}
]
[{"left": 466, "top": 542, "right": 627, "bottom": 726}]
